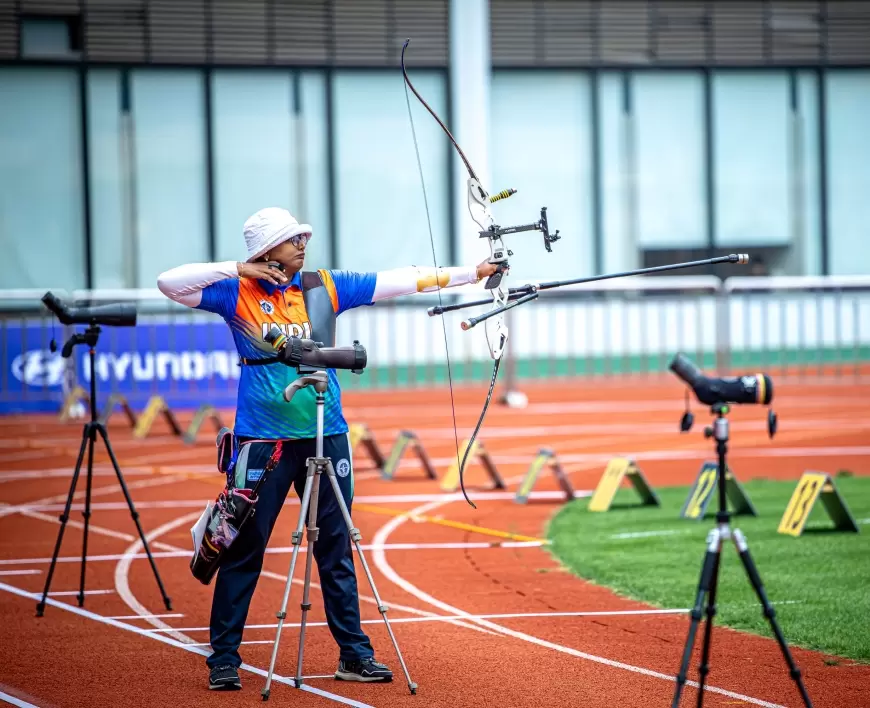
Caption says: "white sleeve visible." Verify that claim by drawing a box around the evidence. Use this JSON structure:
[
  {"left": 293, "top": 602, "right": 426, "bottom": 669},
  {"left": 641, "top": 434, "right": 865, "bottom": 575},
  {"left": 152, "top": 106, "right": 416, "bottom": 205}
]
[
  {"left": 370, "top": 265, "right": 480, "bottom": 302},
  {"left": 156, "top": 261, "right": 240, "bottom": 307}
]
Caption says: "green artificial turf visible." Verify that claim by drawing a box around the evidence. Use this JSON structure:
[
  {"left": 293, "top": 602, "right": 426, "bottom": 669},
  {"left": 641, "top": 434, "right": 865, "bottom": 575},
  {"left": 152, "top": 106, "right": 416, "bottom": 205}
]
[{"left": 546, "top": 474, "right": 870, "bottom": 663}]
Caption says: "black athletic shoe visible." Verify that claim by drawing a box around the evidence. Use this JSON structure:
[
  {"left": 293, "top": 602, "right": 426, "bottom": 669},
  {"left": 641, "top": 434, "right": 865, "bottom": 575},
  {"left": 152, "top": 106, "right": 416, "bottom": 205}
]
[
  {"left": 209, "top": 664, "right": 242, "bottom": 690},
  {"left": 335, "top": 658, "right": 393, "bottom": 683}
]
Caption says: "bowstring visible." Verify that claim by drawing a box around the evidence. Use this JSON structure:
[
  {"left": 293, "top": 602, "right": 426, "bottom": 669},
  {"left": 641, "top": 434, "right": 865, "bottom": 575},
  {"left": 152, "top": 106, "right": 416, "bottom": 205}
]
[{"left": 402, "top": 71, "right": 463, "bottom": 501}]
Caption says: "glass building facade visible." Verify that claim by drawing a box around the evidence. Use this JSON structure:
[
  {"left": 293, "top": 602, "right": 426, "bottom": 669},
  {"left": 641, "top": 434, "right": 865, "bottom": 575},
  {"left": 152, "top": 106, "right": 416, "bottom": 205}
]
[{"left": 2, "top": 0, "right": 869, "bottom": 290}]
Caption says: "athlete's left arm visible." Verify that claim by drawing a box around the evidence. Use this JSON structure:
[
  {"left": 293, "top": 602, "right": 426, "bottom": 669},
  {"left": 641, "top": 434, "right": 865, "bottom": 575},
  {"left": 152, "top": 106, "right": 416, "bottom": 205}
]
[{"left": 323, "top": 264, "right": 488, "bottom": 315}]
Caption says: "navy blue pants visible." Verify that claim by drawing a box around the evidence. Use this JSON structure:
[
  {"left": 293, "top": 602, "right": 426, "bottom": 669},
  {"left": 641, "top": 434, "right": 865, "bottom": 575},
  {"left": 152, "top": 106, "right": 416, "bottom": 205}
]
[{"left": 206, "top": 433, "right": 374, "bottom": 669}]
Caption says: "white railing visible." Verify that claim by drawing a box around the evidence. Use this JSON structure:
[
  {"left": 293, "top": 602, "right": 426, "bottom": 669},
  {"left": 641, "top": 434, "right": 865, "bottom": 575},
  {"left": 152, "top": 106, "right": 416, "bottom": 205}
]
[{"left": 2, "top": 275, "right": 869, "bottom": 415}]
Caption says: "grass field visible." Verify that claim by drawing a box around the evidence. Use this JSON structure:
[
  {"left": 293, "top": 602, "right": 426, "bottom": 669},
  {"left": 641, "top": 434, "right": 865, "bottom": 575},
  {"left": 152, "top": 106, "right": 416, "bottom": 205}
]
[{"left": 547, "top": 475, "right": 870, "bottom": 663}]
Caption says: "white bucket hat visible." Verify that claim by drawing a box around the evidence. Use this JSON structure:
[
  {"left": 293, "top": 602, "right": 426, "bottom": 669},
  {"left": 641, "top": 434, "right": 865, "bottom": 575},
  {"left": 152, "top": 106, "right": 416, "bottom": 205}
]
[{"left": 243, "top": 207, "right": 312, "bottom": 263}]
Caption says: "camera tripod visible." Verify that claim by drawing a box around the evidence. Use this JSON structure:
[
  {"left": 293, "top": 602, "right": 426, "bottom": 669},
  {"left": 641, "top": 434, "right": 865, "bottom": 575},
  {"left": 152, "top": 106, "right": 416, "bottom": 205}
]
[
  {"left": 672, "top": 402, "right": 811, "bottom": 707},
  {"left": 261, "top": 367, "right": 417, "bottom": 700},
  {"left": 35, "top": 324, "right": 172, "bottom": 616}
]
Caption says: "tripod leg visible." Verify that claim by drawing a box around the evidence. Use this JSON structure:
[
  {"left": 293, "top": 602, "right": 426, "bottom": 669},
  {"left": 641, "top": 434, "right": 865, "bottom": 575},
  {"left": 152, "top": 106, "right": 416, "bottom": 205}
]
[
  {"left": 695, "top": 538, "right": 723, "bottom": 708},
  {"left": 262, "top": 464, "right": 317, "bottom": 701},
  {"left": 733, "top": 530, "right": 814, "bottom": 708},
  {"left": 295, "top": 466, "right": 322, "bottom": 689},
  {"left": 672, "top": 528, "right": 722, "bottom": 708},
  {"left": 36, "top": 425, "right": 90, "bottom": 617},
  {"left": 97, "top": 424, "right": 172, "bottom": 611},
  {"left": 324, "top": 461, "right": 418, "bottom": 695},
  {"left": 78, "top": 424, "right": 97, "bottom": 607}
]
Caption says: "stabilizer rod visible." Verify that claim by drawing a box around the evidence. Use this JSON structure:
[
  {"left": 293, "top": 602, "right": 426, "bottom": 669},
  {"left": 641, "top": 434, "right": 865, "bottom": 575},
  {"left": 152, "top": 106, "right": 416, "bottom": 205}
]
[{"left": 428, "top": 253, "right": 749, "bottom": 318}]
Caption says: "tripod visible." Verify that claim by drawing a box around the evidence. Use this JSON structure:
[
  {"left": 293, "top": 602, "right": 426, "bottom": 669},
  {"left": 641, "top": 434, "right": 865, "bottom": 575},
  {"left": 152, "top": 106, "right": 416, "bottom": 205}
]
[
  {"left": 36, "top": 324, "right": 172, "bottom": 616},
  {"left": 672, "top": 402, "right": 811, "bottom": 707},
  {"left": 261, "top": 368, "right": 417, "bottom": 700}
]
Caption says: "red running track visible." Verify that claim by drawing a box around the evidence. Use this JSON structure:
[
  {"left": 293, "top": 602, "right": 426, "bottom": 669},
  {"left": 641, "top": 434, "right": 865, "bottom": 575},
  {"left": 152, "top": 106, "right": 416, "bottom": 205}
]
[{"left": 1, "top": 375, "right": 869, "bottom": 708}]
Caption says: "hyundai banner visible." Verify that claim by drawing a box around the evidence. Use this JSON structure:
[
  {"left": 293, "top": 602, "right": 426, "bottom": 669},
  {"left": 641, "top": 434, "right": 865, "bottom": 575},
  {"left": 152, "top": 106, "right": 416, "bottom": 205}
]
[{"left": 3, "top": 319, "right": 241, "bottom": 415}]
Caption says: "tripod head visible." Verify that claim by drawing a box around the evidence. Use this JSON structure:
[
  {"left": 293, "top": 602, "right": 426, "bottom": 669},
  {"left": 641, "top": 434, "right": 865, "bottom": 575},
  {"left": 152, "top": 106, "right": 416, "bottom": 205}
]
[
  {"left": 282, "top": 370, "right": 329, "bottom": 401},
  {"left": 57, "top": 325, "right": 101, "bottom": 359}
]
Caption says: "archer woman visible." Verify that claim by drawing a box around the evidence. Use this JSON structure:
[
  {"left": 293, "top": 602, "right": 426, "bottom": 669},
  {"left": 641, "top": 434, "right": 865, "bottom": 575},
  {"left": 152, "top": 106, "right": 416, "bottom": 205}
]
[{"left": 157, "top": 206, "right": 496, "bottom": 691}]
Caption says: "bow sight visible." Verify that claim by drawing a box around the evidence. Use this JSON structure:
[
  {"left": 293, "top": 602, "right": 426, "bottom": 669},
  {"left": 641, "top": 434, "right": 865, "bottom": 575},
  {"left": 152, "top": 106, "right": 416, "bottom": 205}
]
[
  {"left": 478, "top": 203, "right": 561, "bottom": 291},
  {"left": 487, "top": 205, "right": 560, "bottom": 252}
]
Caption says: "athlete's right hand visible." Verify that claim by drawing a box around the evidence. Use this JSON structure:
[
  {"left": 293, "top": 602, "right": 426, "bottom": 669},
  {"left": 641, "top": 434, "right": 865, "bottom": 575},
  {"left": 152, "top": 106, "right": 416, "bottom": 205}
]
[{"left": 237, "top": 261, "right": 288, "bottom": 284}]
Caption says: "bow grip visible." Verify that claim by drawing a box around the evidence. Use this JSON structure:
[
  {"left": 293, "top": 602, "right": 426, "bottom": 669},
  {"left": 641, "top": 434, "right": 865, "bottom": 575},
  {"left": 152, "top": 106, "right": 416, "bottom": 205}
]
[{"left": 484, "top": 262, "right": 509, "bottom": 290}]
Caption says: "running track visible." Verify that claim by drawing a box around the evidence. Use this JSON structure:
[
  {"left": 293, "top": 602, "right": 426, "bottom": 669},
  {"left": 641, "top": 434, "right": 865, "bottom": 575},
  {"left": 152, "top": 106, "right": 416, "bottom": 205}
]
[{"left": 1, "top": 375, "right": 869, "bottom": 707}]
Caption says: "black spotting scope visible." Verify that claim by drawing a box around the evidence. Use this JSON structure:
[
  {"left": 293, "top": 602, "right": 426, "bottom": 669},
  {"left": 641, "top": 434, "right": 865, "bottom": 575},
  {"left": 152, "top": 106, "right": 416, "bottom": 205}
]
[
  {"left": 264, "top": 324, "right": 366, "bottom": 374},
  {"left": 669, "top": 352, "right": 773, "bottom": 406},
  {"left": 42, "top": 291, "right": 137, "bottom": 328}
]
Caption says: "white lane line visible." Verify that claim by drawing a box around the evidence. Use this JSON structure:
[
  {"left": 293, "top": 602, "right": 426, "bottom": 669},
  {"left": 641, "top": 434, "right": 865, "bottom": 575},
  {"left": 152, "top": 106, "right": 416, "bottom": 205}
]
[
  {"left": 0, "top": 582, "right": 375, "bottom": 708},
  {"left": 609, "top": 530, "right": 690, "bottom": 540},
  {"left": 0, "top": 475, "right": 188, "bottom": 518},
  {"left": 0, "top": 468, "right": 158, "bottom": 482},
  {"left": 0, "top": 570, "right": 41, "bottom": 576},
  {"left": 107, "top": 613, "right": 185, "bottom": 620},
  {"left": 5, "top": 489, "right": 590, "bottom": 513},
  {"left": 10, "top": 507, "right": 178, "bottom": 553},
  {"left": 145, "top": 608, "right": 693, "bottom": 633},
  {"left": 114, "top": 511, "right": 202, "bottom": 645},
  {"left": 0, "top": 690, "right": 40, "bottom": 708},
  {"left": 47, "top": 589, "right": 115, "bottom": 596},
  {"left": 370, "top": 499, "right": 788, "bottom": 708},
  {"left": 0, "top": 540, "right": 549, "bottom": 566}
]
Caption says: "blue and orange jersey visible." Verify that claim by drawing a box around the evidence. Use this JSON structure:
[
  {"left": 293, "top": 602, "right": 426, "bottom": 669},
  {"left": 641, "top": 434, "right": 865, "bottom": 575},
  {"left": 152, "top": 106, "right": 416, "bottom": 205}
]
[{"left": 197, "top": 270, "right": 376, "bottom": 440}]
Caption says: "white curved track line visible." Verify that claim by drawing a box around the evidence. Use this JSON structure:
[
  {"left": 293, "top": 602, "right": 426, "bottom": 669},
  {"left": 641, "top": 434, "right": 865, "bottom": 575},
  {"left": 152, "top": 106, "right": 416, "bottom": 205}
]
[
  {"left": 371, "top": 500, "right": 787, "bottom": 708},
  {"left": 0, "top": 474, "right": 186, "bottom": 519},
  {"left": 114, "top": 510, "right": 202, "bottom": 645},
  {"left": 109, "top": 503, "right": 494, "bottom": 641}
]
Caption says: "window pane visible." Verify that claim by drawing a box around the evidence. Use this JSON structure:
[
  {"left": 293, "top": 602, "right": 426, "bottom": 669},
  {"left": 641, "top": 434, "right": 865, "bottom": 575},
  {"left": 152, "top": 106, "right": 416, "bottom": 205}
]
[
  {"left": 599, "top": 71, "right": 630, "bottom": 272},
  {"left": 491, "top": 70, "right": 593, "bottom": 280},
  {"left": 633, "top": 71, "right": 707, "bottom": 249},
  {"left": 826, "top": 70, "right": 870, "bottom": 276},
  {"left": 87, "top": 68, "right": 129, "bottom": 289},
  {"left": 0, "top": 67, "right": 85, "bottom": 289},
  {"left": 332, "top": 70, "right": 451, "bottom": 271},
  {"left": 212, "top": 70, "right": 330, "bottom": 269},
  {"left": 131, "top": 70, "right": 209, "bottom": 284}
]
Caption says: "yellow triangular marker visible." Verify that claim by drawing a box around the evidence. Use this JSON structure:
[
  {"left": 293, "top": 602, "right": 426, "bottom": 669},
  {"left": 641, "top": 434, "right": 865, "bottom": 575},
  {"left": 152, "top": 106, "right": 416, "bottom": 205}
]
[
  {"left": 777, "top": 471, "right": 860, "bottom": 537},
  {"left": 514, "top": 448, "right": 575, "bottom": 503},
  {"left": 98, "top": 393, "right": 138, "bottom": 428},
  {"left": 348, "top": 423, "right": 386, "bottom": 471},
  {"left": 380, "top": 430, "right": 437, "bottom": 481},
  {"left": 440, "top": 439, "right": 505, "bottom": 492},
  {"left": 183, "top": 404, "right": 224, "bottom": 445},
  {"left": 588, "top": 457, "right": 660, "bottom": 512},
  {"left": 132, "top": 396, "right": 182, "bottom": 439}
]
